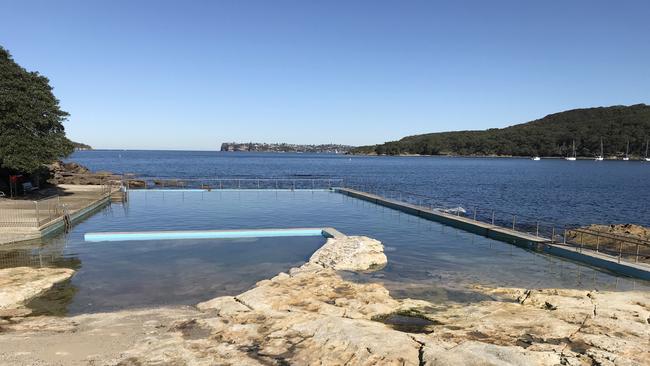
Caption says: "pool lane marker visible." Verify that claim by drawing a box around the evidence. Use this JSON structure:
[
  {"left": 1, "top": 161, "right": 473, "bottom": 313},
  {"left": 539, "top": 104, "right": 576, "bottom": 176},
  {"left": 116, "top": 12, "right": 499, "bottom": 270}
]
[{"left": 84, "top": 227, "right": 344, "bottom": 242}]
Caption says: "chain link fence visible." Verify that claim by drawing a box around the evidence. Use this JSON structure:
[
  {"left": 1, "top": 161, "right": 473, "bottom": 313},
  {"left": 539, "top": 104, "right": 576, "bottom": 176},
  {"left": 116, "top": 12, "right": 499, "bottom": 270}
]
[{"left": 0, "top": 179, "right": 121, "bottom": 228}]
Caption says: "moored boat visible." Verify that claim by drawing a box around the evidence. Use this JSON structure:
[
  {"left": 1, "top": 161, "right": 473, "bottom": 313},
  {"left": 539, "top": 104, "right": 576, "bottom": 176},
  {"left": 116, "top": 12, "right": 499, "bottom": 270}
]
[
  {"left": 595, "top": 138, "right": 604, "bottom": 161},
  {"left": 566, "top": 140, "right": 577, "bottom": 161}
]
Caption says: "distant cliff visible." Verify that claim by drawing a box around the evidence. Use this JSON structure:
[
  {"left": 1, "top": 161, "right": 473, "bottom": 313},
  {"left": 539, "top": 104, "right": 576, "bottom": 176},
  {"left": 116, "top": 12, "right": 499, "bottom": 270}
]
[
  {"left": 352, "top": 104, "right": 650, "bottom": 157},
  {"left": 220, "top": 142, "right": 354, "bottom": 154}
]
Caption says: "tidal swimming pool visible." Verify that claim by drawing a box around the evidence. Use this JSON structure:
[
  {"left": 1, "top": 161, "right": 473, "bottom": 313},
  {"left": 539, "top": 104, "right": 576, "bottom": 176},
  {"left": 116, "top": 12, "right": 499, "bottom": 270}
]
[{"left": 3, "top": 190, "right": 648, "bottom": 315}]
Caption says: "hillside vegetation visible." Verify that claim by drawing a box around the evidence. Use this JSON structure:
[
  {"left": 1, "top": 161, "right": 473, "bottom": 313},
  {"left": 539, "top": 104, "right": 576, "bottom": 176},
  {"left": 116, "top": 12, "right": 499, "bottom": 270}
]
[{"left": 353, "top": 104, "right": 650, "bottom": 157}]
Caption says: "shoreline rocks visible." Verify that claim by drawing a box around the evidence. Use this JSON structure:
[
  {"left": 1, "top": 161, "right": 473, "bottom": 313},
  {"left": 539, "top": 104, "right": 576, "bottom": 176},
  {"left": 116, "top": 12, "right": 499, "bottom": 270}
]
[
  {"left": 1, "top": 236, "right": 649, "bottom": 365},
  {"left": 47, "top": 160, "right": 151, "bottom": 189},
  {"left": 0, "top": 267, "right": 74, "bottom": 318},
  {"left": 309, "top": 236, "right": 387, "bottom": 272},
  {"left": 117, "top": 237, "right": 650, "bottom": 365},
  {"left": 47, "top": 160, "right": 119, "bottom": 185}
]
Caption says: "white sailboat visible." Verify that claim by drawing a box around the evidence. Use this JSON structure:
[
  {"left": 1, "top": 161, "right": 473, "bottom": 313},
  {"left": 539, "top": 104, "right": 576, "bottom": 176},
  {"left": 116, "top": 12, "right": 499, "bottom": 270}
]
[
  {"left": 531, "top": 156, "right": 541, "bottom": 161},
  {"left": 595, "top": 138, "right": 604, "bottom": 161},
  {"left": 623, "top": 139, "right": 630, "bottom": 161},
  {"left": 565, "top": 140, "right": 577, "bottom": 161},
  {"left": 645, "top": 139, "right": 650, "bottom": 162}
]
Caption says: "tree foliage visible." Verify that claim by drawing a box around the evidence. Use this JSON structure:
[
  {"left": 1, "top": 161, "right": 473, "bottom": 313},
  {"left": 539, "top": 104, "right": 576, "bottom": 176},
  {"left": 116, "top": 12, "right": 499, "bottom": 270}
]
[
  {"left": 353, "top": 104, "right": 650, "bottom": 157},
  {"left": 0, "top": 46, "right": 73, "bottom": 173}
]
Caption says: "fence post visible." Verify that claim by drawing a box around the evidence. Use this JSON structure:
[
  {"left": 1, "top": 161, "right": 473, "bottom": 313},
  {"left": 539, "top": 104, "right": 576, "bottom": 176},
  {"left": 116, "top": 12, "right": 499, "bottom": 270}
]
[
  {"left": 536, "top": 221, "right": 539, "bottom": 237},
  {"left": 512, "top": 215, "right": 516, "bottom": 230},
  {"left": 579, "top": 232, "right": 584, "bottom": 253},
  {"left": 596, "top": 235, "right": 600, "bottom": 252},
  {"left": 563, "top": 229, "right": 567, "bottom": 244},
  {"left": 34, "top": 201, "right": 40, "bottom": 226},
  {"left": 618, "top": 241, "right": 623, "bottom": 263},
  {"left": 491, "top": 211, "right": 495, "bottom": 225},
  {"left": 551, "top": 226, "right": 556, "bottom": 243},
  {"left": 636, "top": 244, "right": 640, "bottom": 263}
]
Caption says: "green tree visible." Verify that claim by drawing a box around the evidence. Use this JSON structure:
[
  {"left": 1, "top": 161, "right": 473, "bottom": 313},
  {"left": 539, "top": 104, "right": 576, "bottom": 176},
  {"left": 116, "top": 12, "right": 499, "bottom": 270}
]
[{"left": 0, "top": 46, "right": 73, "bottom": 173}]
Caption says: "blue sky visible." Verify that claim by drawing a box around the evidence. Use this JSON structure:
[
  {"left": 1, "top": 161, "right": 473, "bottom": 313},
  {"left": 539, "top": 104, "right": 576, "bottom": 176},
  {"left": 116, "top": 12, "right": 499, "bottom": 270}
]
[{"left": 1, "top": 0, "right": 648, "bottom": 150}]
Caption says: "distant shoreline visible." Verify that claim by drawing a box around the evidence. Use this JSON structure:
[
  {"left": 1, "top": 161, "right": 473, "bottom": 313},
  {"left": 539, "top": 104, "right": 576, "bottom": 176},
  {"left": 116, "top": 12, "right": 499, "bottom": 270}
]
[
  {"left": 349, "top": 152, "right": 647, "bottom": 160},
  {"left": 71, "top": 150, "right": 648, "bottom": 161}
]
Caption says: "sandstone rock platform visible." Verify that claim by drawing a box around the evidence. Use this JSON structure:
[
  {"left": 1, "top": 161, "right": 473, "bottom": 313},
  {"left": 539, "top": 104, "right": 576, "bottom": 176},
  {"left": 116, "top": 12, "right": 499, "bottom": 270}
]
[
  {"left": 0, "top": 235, "right": 648, "bottom": 365},
  {"left": 0, "top": 266, "right": 74, "bottom": 318}
]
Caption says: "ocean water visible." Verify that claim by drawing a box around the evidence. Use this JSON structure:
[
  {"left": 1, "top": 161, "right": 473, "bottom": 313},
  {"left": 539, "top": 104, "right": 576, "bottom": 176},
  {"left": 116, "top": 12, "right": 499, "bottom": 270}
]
[{"left": 69, "top": 150, "right": 650, "bottom": 227}]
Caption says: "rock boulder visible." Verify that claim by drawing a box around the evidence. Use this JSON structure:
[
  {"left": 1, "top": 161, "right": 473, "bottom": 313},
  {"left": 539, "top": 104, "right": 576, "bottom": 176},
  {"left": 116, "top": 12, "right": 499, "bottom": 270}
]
[{"left": 0, "top": 267, "right": 74, "bottom": 315}]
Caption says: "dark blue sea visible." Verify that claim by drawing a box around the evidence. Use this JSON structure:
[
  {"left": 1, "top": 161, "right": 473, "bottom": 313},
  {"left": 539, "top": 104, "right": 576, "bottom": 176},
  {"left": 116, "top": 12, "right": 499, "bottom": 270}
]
[{"left": 69, "top": 150, "right": 650, "bottom": 227}]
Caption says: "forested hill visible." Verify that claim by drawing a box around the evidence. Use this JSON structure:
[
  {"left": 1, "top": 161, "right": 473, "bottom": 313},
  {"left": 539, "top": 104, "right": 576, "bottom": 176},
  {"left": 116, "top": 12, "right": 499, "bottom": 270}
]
[{"left": 352, "top": 104, "right": 650, "bottom": 157}]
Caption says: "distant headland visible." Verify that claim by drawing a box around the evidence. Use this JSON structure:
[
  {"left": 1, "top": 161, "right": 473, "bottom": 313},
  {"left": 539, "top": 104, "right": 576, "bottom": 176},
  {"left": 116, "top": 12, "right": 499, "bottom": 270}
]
[
  {"left": 352, "top": 104, "right": 650, "bottom": 158},
  {"left": 72, "top": 141, "right": 92, "bottom": 151},
  {"left": 220, "top": 142, "right": 354, "bottom": 154}
]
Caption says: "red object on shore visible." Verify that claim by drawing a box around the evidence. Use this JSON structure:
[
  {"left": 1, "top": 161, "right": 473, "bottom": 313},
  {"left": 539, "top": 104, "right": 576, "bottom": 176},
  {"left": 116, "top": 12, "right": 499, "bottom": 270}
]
[{"left": 9, "top": 175, "right": 22, "bottom": 183}]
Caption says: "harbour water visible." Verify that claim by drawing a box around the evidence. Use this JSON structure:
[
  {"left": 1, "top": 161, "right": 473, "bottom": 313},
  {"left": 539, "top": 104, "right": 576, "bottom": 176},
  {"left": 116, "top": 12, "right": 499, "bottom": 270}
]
[{"left": 70, "top": 150, "right": 650, "bottom": 227}]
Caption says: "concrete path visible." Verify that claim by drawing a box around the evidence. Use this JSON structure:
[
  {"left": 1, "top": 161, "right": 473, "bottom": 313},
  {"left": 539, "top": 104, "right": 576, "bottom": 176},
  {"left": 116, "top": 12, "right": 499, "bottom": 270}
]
[{"left": 0, "top": 185, "right": 114, "bottom": 246}]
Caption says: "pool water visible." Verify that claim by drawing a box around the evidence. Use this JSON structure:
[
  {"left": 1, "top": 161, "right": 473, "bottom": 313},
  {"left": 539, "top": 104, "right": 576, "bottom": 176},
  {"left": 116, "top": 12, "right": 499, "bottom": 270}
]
[
  {"left": 24, "top": 235, "right": 325, "bottom": 315},
  {"left": 2, "top": 190, "right": 648, "bottom": 315}
]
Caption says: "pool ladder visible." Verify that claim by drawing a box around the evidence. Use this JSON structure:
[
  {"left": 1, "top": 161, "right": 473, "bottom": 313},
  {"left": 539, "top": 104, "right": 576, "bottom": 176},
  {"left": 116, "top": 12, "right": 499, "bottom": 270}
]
[{"left": 60, "top": 203, "right": 72, "bottom": 233}]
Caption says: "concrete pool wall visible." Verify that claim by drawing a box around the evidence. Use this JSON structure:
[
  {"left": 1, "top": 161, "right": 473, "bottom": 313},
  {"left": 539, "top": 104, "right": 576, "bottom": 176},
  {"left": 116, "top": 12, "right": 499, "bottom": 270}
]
[{"left": 335, "top": 187, "right": 650, "bottom": 280}]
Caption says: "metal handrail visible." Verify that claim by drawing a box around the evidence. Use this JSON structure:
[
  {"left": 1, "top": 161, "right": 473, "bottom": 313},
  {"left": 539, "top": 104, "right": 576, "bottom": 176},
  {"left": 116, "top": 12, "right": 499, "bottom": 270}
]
[
  {"left": 343, "top": 183, "right": 650, "bottom": 264},
  {"left": 343, "top": 183, "right": 560, "bottom": 231},
  {"left": 562, "top": 227, "right": 650, "bottom": 263},
  {"left": 131, "top": 177, "right": 345, "bottom": 181},
  {"left": 568, "top": 228, "right": 650, "bottom": 248},
  {"left": 122, "top": 177, "right": 345, "bottom": 190}
]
